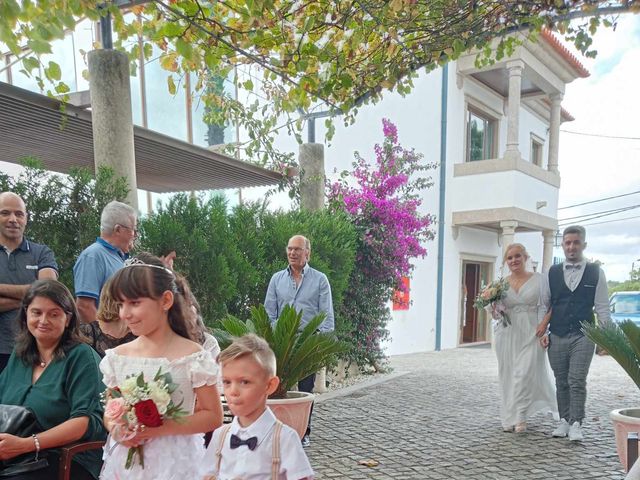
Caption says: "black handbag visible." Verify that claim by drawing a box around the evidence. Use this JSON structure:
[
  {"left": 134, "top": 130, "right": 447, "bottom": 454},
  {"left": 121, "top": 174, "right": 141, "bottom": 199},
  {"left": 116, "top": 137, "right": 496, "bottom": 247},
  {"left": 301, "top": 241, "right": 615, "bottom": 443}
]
[{"left": 0, "top": 405, "right": 49, "bottom": 477}]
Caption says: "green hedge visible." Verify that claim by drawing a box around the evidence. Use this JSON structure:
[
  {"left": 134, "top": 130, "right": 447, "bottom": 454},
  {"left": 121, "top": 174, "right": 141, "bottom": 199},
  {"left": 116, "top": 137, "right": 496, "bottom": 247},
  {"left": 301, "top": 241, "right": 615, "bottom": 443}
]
[
  {"left": 0, "top": 159, "right": 128, "bottom": 288},
  {"left": 137, "top": 194, "right": 357, "bottom": 327}
]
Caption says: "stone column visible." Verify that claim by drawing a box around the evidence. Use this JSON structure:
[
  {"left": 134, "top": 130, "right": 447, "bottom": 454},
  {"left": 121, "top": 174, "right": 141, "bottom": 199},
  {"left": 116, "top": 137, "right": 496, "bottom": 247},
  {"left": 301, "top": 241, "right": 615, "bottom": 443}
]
[
  {"left": 299, "top": 143, "right": 325, "bottom": 211},
  {"left": 503, "top": 60, "right": 524, "bottom": 162},
  {"left": 542, "top": 230, "right": 555, "bottom": 273},
  {"left": 88, "top": 49, "right": 138, "bottom": 209},
  {"left": 298, "top": 143, "right": 328, "bottom": 392},
  {"left": 548, "top": 93, "right": 563, "bottom": 174},
  {"left": 500, "top": 220, "right": 518, "bottom": 255}
]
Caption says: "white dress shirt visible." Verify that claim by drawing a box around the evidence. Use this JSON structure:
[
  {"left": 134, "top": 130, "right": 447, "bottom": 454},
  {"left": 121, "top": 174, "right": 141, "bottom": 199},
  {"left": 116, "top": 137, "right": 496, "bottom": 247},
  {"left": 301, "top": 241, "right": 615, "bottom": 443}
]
[{"left": 203, "top": 408, "right": 314, "bottom": 480}]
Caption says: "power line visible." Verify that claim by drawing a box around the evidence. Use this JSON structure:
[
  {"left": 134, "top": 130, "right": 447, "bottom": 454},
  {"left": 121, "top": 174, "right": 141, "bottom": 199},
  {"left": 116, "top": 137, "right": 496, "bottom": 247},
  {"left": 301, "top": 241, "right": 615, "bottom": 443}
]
[
  {"left": 558, "top": 205, "right": 640, "bottom": 227},
  {"left": 559, "top": 208, "right": 640, "bottom": 227},
  {"left": 578, "top": 214, "right": 640, "bottom": 228},
  {"left": 558, "top": 204, "right": 640, "bottom": 223},
  {"left": 558, "top": 190, "right": 640, "bottom": 210},
  {"left": 560, "top": 129, "right": 640, "bottom": 141}
]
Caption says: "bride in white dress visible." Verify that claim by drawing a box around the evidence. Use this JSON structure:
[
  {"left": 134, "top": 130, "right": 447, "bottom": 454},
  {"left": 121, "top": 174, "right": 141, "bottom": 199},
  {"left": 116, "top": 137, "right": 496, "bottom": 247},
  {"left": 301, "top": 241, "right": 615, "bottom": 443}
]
[{"left": 494, "top": 243, "right": 557, "bottom": 433}]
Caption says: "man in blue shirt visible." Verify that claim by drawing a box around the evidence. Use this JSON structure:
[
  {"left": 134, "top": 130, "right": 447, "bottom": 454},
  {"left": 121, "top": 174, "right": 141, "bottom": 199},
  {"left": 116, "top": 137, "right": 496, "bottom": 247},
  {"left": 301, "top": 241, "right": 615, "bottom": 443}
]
[
  {"left": 264, "top": 234, "right": 334, "bottom": 447},
  {"left": 73, "top": 200, "right": 137, "bottom": 323},
  {"left": 0, "top": 192, "right": 58, "bottom": 372}
]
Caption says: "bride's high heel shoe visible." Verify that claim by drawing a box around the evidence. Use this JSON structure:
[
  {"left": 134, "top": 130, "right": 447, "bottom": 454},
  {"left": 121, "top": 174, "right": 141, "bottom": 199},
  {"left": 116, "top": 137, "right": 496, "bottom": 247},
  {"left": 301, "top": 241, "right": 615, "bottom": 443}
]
[{"left": 515, "top": 422, "right": 527, "bottom": 433}]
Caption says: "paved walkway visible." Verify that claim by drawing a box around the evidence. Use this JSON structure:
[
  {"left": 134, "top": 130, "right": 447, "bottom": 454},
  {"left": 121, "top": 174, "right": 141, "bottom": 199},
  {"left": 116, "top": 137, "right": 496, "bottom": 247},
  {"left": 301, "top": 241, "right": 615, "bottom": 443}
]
[{"left": 306, "top": 345, "right": 639, "bottom": 479}]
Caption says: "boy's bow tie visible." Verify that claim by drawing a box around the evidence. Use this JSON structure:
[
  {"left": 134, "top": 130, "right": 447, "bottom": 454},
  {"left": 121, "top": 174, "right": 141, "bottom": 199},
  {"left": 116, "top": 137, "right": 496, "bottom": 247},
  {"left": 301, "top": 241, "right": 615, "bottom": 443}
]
[
  {"left": 230, "top": 434, "right": 258, "bottom": 450},
  {"left": 565, "top": 264, "right": 582, "bottom": 270}
]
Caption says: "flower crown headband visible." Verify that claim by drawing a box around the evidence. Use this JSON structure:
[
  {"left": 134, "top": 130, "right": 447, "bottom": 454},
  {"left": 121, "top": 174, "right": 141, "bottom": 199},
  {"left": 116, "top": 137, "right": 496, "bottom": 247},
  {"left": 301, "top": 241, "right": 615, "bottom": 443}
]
[{"left": 123, "top": 257, "right": 174, "bottom": 276}]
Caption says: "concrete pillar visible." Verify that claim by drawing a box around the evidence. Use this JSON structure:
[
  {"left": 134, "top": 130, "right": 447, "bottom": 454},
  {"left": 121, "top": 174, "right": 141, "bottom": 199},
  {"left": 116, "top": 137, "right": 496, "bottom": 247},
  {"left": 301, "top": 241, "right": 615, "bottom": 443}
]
[
  {"left": 500, "top": 220, "right": 518, "bottom": 255},
  {"left": 503, "top": 60, "right": 524, "bottom": 162},
  {"left": 299, "top": 143, "right": 325, "bottom": 211},
  {"left": 298, "top": 142, "right": 328, "bottom": 392},
  {"left": 548, "top": 93, "right": 563, "bottom": 174},
  {"left": 542, "top": 229, "right": 555, "bottom": 273},
  {"left": 88, "top": 49, "right": 138, "bottom": 209}
]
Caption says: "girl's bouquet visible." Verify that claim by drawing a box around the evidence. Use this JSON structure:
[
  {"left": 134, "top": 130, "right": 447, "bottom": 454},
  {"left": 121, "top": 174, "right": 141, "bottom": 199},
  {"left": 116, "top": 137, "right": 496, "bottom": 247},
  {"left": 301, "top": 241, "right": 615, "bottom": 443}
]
[
  {"left": 474, "top": 277, "right": 510, "bottom": 327},
  {"left": 103, "top": 369, "right": 187, "bottom": 469}
]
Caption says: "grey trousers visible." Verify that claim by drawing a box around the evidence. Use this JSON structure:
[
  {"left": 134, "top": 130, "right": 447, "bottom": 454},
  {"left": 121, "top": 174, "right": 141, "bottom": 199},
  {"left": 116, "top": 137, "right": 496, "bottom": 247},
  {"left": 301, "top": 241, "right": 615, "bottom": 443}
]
[{"left": 547, "top": 332, "right": 595, "bottom": 424}]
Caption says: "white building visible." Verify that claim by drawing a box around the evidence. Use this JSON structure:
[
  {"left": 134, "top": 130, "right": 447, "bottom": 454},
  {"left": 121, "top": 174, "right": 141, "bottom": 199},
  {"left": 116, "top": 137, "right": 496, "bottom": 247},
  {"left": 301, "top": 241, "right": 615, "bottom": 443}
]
[{"left": 267, "top": 30, "right": 589, "bottom": 355}]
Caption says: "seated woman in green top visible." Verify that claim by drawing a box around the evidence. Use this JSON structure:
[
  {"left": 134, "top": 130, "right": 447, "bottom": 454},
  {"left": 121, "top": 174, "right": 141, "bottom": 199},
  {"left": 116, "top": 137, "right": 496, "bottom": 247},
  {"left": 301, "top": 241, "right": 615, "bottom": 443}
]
[{"left": 0, "top": 279, "right": 106, "bottom": 479}]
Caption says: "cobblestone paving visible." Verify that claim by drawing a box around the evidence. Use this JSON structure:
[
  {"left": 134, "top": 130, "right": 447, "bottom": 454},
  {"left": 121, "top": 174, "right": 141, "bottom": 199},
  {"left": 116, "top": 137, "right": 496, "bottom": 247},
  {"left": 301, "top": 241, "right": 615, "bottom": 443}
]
[{"left": 306, "top": 346, "right": 639, "bottom": 479}]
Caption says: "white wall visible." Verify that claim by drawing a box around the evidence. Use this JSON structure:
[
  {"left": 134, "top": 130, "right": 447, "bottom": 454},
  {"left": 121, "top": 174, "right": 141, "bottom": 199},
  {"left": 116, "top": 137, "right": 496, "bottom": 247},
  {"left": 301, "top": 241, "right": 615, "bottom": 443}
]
[{"left": 450, "top": 170, "right": 559, "bottom": 214}]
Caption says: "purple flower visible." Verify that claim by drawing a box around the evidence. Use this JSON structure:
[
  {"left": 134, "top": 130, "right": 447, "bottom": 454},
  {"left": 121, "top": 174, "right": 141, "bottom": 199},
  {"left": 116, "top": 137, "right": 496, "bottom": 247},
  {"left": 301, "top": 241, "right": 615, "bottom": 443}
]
[{"left": 382, "top": 118, "right": 398, "bottom": 144}]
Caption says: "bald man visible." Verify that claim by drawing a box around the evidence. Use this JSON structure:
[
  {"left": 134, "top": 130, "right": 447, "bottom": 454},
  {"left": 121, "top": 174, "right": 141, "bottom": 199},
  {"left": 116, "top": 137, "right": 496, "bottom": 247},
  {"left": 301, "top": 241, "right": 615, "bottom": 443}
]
[
  {"left": 264, "top": 234, "right": 334, "bottom": 447},
  {"left": 0, "top": 192, "right": 58, "bottom": 372}
]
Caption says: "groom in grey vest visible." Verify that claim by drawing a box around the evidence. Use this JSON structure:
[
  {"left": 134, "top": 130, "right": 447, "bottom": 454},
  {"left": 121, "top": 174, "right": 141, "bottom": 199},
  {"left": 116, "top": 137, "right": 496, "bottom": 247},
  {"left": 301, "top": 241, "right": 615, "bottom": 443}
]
[{"left": 540, "top": 225, "right": 610, "bottom": 441}]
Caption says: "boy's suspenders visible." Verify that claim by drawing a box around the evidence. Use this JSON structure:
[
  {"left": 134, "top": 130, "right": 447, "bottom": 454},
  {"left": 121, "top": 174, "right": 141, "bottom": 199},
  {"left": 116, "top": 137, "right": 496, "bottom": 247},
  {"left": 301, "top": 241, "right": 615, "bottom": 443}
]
[
  {"left": 214, "top": 424, "right": 233, "bottom": 476},
  {"left": 270, "top": 421, "right": 283, "bottom": 479},
  {"left": 213, "top": 420, "right": 284, "bottom": 480}
]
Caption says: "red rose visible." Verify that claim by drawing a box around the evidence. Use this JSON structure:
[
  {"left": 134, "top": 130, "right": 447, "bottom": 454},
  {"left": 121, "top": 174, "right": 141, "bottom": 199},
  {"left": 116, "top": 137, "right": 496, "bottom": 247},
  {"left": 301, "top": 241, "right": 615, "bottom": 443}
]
[{"left": 134, "top": 399, "right": 163, "bottom": 427}]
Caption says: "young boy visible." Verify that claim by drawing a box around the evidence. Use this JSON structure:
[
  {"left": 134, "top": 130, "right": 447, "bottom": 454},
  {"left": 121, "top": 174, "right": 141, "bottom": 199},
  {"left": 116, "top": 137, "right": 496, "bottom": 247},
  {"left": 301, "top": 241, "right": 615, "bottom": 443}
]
[{"left": 203, "top": 334, "right": 314, "bottom": 480}]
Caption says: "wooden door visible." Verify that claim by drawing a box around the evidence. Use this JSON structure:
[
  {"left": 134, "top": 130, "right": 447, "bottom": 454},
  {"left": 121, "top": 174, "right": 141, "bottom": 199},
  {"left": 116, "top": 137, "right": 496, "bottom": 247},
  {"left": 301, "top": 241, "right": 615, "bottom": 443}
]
[
  {"left": 462, "top": 263, "right": 480, "bottom": 343},
  {"left": 461, "top": 261, "right": 489, "bottom": 343}
]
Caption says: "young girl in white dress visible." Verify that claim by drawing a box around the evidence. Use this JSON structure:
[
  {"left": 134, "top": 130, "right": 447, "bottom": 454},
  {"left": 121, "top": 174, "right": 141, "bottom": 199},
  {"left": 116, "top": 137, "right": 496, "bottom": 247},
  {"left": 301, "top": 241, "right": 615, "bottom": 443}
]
[
  {"left": 494, "top": 243, "right": 557, "bottom": 433},
  {"left": 99, "top": 256, "right": 223, "bottom": 479}
]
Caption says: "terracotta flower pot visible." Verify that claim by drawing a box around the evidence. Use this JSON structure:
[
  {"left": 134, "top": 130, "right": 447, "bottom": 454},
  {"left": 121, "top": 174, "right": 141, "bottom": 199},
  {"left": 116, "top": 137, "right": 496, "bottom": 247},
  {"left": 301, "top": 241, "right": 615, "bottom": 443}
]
[
  {"left": 267, "top": 391, "right": 314, "bottom": 439},
  {"left": 611, "top": 407, "right": 640, "bottom": 471}
]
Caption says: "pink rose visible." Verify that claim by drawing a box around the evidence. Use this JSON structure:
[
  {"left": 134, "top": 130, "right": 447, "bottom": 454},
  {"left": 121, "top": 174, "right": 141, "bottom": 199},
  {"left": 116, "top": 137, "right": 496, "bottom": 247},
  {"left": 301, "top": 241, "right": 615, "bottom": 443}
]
[{"left": 105, "top": 397, "right": 127, "bottom": 422}]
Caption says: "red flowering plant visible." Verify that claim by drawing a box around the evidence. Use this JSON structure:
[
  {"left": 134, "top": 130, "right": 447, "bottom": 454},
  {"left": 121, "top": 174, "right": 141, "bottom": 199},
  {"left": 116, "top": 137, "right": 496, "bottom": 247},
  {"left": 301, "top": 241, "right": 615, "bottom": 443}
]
[
  {"left": 328, "top": 119, "right": 435, "bottom": 368},
  {"left": 103, "top": 369, "right": 187, "bottom": 469}
]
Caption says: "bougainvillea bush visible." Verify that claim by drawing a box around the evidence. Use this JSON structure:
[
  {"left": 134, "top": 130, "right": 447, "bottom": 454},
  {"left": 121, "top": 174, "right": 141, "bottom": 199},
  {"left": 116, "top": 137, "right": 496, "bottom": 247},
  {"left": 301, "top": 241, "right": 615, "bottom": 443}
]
[{"left": 328, "top": 119, "right": 435, "bottom": 369}]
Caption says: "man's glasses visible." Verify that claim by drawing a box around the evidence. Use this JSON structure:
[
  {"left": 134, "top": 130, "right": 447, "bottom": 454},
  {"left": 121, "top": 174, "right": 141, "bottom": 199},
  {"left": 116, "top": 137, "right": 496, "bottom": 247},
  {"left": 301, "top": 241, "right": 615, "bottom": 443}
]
[{"left": 117, "top": 224, "right": 138, "bottom": 237}]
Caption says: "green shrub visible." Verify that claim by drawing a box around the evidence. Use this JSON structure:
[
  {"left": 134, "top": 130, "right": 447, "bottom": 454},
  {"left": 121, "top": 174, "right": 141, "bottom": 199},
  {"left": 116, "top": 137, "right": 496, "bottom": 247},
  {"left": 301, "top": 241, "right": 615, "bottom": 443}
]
[
  {"left": 137, "top": 193, "right": 240, "bottom": 323},
  {"left": 0, "top": 158, "right": 128, "bottom": 289},
  {"left": 610, "top": 280, "right": 640, "bottom": 295},
  {"left": 214, "top": 305, "right": 348, "bottom": 398},
  {"left": 138, "top": 197, "right": 357, "bottom": 328}
]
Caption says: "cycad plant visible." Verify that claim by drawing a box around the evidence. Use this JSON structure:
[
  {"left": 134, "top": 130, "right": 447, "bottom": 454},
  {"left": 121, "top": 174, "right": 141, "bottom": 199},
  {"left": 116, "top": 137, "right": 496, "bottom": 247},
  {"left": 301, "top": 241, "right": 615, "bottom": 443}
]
[
  {"left": 213, "top": 304, "right": 347, "bottom": 399},
  {"left": 583, "top": 320, "right": 640, "bottom": 388}
]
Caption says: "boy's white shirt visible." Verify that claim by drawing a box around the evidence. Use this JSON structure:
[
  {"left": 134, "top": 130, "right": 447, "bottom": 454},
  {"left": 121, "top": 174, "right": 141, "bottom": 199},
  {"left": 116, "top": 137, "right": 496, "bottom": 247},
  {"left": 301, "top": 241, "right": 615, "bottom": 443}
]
[{"left": 203, "top": 407, "right": 314, "bottom": 480}]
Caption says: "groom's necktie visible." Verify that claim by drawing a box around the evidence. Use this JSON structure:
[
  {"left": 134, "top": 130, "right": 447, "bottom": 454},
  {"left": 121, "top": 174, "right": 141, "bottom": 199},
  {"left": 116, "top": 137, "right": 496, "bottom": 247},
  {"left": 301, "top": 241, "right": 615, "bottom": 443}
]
[{"left": 230, "top": 434, "right": 258, "bottom": 450}]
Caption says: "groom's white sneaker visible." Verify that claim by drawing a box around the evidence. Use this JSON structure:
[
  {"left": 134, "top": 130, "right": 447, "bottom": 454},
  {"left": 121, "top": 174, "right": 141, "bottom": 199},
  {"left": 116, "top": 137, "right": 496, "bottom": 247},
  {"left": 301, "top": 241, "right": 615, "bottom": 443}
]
[
  {"left": 552, "top": 419, "right": 570, "bottom": 437},
  {"left": 568, "top": 422, "right": 584, "bottom": 442}
]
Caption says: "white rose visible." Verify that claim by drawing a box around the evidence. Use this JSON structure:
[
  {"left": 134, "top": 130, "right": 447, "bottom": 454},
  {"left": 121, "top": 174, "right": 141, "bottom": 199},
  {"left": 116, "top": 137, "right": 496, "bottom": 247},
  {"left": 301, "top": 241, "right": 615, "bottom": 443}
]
[
  {"left": 120, "top": 376, "right": 139, "bottom": 398},
  {"left": 148, "top": 384, "right": 171, "bottom": 415}
]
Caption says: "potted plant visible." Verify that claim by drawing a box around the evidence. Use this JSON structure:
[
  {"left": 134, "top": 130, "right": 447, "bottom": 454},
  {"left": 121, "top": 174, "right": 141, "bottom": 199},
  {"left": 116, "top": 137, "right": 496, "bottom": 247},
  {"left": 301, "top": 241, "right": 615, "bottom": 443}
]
[
  {"left": 213, "top": 304, "right": 347, "bottom": 438},
  {"left": 584, "top": 319, "right": 640, "bottom": 472}
]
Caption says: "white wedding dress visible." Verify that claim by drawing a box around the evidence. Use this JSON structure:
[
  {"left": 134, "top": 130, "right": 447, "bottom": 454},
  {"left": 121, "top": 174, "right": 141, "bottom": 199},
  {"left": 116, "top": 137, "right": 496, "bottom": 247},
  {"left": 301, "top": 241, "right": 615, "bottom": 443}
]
[
  {"left": 494, "top": 273, "right": 558, "bottom": 429},
  {"left": 99, "top": 349, "right": 219, "bottom": 479}
]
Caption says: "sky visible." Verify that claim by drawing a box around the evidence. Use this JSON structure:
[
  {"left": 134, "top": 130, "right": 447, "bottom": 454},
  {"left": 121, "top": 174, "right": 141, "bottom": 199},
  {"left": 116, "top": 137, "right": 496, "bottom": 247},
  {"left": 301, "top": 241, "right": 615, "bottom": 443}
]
[{"left": 555, "top": 14, "right": 640, "bottom": 281}]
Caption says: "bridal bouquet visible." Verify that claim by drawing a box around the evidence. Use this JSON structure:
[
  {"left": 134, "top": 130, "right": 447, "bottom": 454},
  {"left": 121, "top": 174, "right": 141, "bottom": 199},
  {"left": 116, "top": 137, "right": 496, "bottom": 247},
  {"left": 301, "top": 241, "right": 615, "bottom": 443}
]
[
  {"left": 474, "top": 277, "right": 511, "bottom": 327},
  {"left": 104, "top": 369, "right": 187, "bottom": 469}
]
